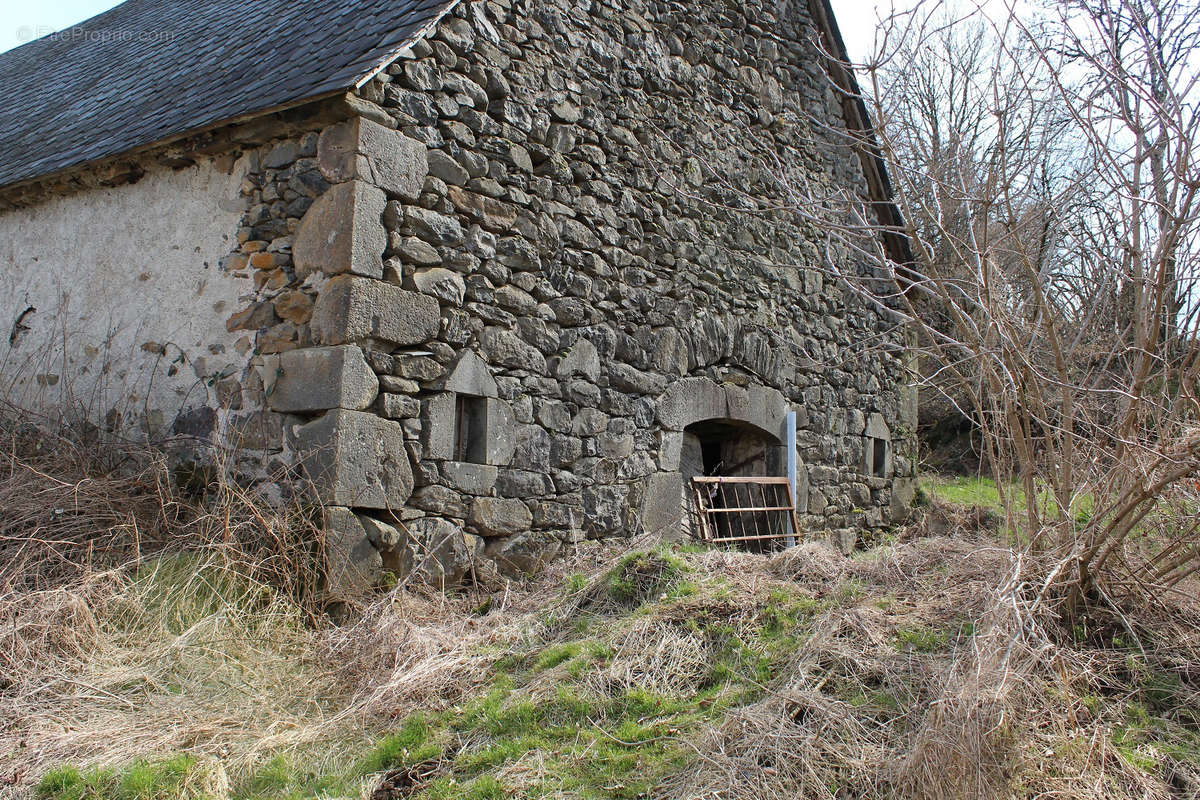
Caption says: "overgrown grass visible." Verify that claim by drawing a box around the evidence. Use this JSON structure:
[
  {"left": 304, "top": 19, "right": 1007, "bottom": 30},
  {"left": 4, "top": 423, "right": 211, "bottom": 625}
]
[
  {"left": 27, "top": 532, "right": 1200, "bottom": 800},
  {"left": 31, "top": 544, "right": 848, "bottom": 800},
  {"left": 12, "top": 406, "right": 1200, "bottom": 800}
]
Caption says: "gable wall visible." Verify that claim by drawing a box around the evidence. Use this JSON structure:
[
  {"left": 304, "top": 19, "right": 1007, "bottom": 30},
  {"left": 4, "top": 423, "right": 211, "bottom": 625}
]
[{"left": 293, "top": 0, "right": 918, "bottom": 579}]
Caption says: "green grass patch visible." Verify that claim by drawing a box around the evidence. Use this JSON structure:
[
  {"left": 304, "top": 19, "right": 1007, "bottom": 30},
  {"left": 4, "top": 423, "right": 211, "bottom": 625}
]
[
  {"left": 423, "top": 775, "right": 506, "bottom": 799},
  {"left": 360, "top": 714, "right": 442, "bottom": 773},
  {"left": 927, "top": 475, "right": 1010, "bottom": 510},
  {"left": 924, "top": 475, "right": 1095, "bottom": 529},
  {"left": 604, "top": 549, "right": 688, "bottom": 605},
  {"left": 37, "top": 766, "right": 114, "bottom": 800},
  {"left": 533, "top": 642, "right": 582, "bottom": 671},
  {"left": 38, "top": 756, "right": 198, "bottom": 800},
  {"left": 893, "top": 625, "right": 950, "bottom": 653}
]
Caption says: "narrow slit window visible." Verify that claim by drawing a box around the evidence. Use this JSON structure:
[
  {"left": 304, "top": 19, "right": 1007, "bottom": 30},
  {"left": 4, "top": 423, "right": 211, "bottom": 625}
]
[
  {"left": 872, "top": 437, "right": 888, "bottom": 477},
  {"left": 454, "top": 395, "right": 488, "bottom": 464}
]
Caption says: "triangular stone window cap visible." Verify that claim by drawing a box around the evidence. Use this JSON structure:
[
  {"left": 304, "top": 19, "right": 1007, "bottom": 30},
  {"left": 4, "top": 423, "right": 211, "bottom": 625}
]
[{"left": 440, "top": 350, "right": 498, "bottom": 398}]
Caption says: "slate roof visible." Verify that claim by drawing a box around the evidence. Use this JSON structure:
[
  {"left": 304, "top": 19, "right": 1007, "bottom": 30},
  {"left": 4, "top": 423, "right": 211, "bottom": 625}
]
[{"left": 0, "top": 0, "right": 458, "bottom": 189}]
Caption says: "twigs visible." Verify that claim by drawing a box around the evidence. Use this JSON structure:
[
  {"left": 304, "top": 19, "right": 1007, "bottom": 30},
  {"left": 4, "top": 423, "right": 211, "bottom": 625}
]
[{"left": 810, "top": 0, "right": 1200, "bottom": 622}]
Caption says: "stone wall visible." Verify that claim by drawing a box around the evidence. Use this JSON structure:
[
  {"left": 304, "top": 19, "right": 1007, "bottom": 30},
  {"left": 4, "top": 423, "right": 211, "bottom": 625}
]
[{"left": 271, "top": 0, "right": 917, "bottom": 591}]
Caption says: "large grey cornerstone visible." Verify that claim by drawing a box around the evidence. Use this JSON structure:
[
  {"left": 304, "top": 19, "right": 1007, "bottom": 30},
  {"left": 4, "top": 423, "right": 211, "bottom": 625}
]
[{"left": 0, "top": 0, "right": 916, "bottom": 596}]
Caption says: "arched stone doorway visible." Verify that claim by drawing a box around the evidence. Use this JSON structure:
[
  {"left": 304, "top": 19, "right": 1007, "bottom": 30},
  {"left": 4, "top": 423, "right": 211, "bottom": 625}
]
[
  {"left": 641, "top": 377, "right": 805, "bottom": 542},
  {"left": 681, "top": 417, "right": 786, "bottom": 545}
]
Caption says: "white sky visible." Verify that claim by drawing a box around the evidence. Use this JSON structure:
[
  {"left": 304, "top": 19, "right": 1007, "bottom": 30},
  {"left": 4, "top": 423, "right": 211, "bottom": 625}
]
[
  {"left": 0, "top": 0, "right": 904, "bottom": 57},
  {"left": 0, "top": 0, "right": 121, "bottom": 54},
  {"left": 833, "top": 0, "right": 913, "bottom": 62}
]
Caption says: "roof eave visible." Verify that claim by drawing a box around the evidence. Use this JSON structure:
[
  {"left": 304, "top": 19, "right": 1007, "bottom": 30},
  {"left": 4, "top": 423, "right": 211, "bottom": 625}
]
[
  {"left": 0, "top": 90, "right": 352, "bottom": 206},
  {"left": 805, "top": 0, "right": 915, "bottom": 267}
]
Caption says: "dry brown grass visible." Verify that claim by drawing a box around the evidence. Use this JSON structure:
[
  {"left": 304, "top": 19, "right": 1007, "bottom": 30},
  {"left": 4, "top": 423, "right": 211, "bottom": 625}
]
[
  {"left": 3, "top": 407, "right": 1199, "bottom": 800},
  {"left": 656, "top": 518, "right": 1200, "bottom": 800},
  {"left": 657, "top": 533, "right": 1010, "bottom": 800}
]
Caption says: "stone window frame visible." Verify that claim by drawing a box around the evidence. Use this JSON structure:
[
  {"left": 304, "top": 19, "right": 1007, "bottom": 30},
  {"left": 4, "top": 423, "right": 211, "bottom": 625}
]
[
  {"left": 422, "top": 351, "right": 516, "bottom": 468},
  {"left": 864, "top": 413, "right": 891, "bottom": 479}
]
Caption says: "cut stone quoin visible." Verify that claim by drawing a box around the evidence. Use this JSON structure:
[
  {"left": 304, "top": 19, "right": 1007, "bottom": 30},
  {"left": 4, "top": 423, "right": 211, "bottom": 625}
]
[
  {"left": 322, "top": 506, "right": 385, "bottom": 598},
  {"left": 316, "top": 116, "right": 428, "bottom": 200},
  {"left": 310, "top": 274, "right": 441, "bottom": 346},
  {"left": 296, "top": 409, "right": 413, "bottom": 509},
  {"left": 292, "top": 180, "right": 388, "bottom": 280},
  {"left": 260, "top": 344, "right": 379, "bottom": 413}
]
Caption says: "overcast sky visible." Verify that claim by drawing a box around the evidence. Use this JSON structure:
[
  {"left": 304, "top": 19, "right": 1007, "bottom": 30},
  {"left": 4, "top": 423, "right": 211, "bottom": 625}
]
[
  {"left": 0, "top": 0, "right": 120, "bottom": 54},
  {"left": 0, "top": 0, "right": 897, "bottom": 58}
]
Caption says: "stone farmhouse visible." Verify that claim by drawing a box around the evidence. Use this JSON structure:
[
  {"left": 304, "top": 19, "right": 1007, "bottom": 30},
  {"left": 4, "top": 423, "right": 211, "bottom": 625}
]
[{"left": 0, "top": 0, "right": 916, "bottom": 593}]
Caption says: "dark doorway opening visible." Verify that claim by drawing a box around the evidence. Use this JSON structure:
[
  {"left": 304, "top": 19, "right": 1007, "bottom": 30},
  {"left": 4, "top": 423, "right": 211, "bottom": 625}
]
[
  {"left": 683, "top": 418, "right": 789, "bottom": 552},
  {"left": 872, "top": 437, "right": 888, "bottom": 477},
  {"left": 700, "top": 438, "right": 724, "bottom": 477},
  {"left": 685, "top": 419, "right": 774, "bottom": 478}
]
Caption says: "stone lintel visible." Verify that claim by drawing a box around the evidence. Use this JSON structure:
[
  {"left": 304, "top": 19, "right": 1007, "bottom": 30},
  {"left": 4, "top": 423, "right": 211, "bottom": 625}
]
[
  {"left": 441, "top": 350, "right": 498, "bottom": 397},
  {"left": 865, "top": 412, "right": 890, "bottom": 439},
  {"left": 656, "top": 377, "right": 789, "bottom": 468}
]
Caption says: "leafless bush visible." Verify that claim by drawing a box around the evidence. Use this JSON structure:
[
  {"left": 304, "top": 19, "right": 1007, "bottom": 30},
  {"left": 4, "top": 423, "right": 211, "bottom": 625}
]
[{"left": 804, "top": 0, "right": 1200, "bottom": 623}]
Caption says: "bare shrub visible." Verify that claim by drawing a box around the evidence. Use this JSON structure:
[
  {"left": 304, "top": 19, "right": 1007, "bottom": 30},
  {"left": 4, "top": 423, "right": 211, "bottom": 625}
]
[
  {"left": 802, "top": 0, "right": 1200, "bottom": 625},
  {"left": 0, "top": 402, "right": 324, "bottom": 601}
]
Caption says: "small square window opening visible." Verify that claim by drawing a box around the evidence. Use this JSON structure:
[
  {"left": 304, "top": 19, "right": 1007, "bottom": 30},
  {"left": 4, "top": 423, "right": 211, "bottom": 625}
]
[{"left": 454, "top": 394, "right": 488, "bottom": 464}]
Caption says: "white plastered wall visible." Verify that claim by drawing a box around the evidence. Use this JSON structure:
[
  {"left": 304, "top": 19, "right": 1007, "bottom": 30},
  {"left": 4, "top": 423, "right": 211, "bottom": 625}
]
[{"left": 0, "top": 156, "right": 252, "bottom": 436}]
